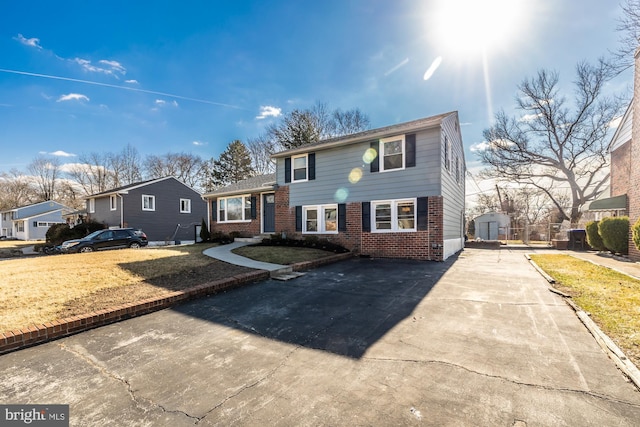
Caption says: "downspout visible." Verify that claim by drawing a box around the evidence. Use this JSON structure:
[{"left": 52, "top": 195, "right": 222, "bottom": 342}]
[{"left": 118, "top": 194, "right": 124, "bottom": 227}]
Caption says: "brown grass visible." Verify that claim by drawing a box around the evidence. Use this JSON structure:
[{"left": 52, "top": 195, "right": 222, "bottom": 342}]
[
  {"left": 232, "top": 245, "right": 337, "bottom": 265},
  {"left": 530, "top": 254, "right": 640, "bottom": 367},
  {"left": 0, "top": 240, "right": 43, "bottom": 258},
  {"left": 0, "top": 244, "right": 253, "bottom": 332}
]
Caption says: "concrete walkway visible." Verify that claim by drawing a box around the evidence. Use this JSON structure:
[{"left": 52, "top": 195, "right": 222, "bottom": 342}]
[
  {"left": 202, "top": 241, "right": 288, "bottom": 272},
  {"left": 1, "top": 248, "right": 639, "bottom": 426}
]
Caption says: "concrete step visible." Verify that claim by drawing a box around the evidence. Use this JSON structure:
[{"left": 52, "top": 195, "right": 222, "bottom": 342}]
[{"left": 271, "top": 271, "right": 307, "bottom": 281}]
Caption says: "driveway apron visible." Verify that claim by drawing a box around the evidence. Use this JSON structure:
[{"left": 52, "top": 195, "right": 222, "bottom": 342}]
[{"left": 1, "top": 248, "right": 639, "bottom": 426}]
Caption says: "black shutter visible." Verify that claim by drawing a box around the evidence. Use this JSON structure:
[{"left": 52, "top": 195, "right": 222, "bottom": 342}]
[
  {"left": 284, "top": 157, "right": 292, "bottom": 183},
  {"left": 211, "top": 200, "right": 217, "bottom": 222},
  {"left": 295, "top": 206, "right": 302, "bottom": 231},
  {"left": 338, "top": 203, "right": 346, "bottom": 232},
  {"left": 370, "top": 141, "right": 379, "bottom": 173},
  {"left": 406, "top": 134, "right": 416, "bottom": 167},
  {"left": 362, "top": 201, "right": 371, "bottom": 232},
  {"left": 308, "top": 153, "right": 316, "bottom": 180},
  {"left": 417, "top": 197, "right": 428, "bottom": 230},
  {"left": 33, "top": 221, "right": 38, "bottom": 227},
  {"left": 250, "top": 196, "right": 257, "bottom": 219}
]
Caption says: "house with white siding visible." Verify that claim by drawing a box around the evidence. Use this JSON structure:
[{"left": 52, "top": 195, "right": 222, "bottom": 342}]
[
  {"left": 0, "top": 201, "right": 71, "bottom": 241},
  {"left": 204, "top": 111, "right": 466, "bottom": 261}
]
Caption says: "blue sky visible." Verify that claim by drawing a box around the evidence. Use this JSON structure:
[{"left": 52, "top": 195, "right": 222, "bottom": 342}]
[{"left": 0, "top": 0, "right": 632, "bottom": 183}]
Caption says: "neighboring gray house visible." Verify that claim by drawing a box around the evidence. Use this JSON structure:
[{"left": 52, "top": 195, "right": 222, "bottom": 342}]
[
  {"left": 473, "top": 212, "right": 511, "bottom": 241},
  {"left": 86, "top": 177, "right": 207, "bottom": 244},
  {"left": 0, "top": 201, "right": 71, "bottom": 241},
  {"left": 205, "top": 111, "right": 466, "bottom": 261}
]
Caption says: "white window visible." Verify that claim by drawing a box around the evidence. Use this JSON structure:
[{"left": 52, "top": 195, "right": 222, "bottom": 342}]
[
  {"left": 292, "top": 154, "right": 308, "bottom": 182},
  {"left": 180, "top": 198, "right": 191, "bottom": 213},
  {"left": 380, "top": 135, "right": 405, "bottom": 172},
  {"left": 88, "top": 198, "right": 95, "bottom": 213},
  {"left": 142, "top": 195, "right": 155, "bottom": 211},
  {"left": 444, "top": 135, "right": 451, "bottom": 171},
  {"left": 303, "top": 205, "right": 338, "bottom": 234},
  {"left": 37, "top": 221, "right": 59, "bottom": 227},
  {"left": 110, "top": 195, "right": 117, "bottom": 211},
  {"left": 218, "top": 195, "right": 252, "bottom": 222},
  {"left": 371, "top": 199, "right": 416, "bottom": 232},
  {"left": 455, "top": 155, "right": 461, "bottom": 183},
  {"left": 16, "top": 221, "right": 24, "bottom": 232}
]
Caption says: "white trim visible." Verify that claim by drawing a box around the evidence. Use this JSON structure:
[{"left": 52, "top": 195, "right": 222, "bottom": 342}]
[
  {"left": 371, "top": 198, "right": 417, "bottom": 233},
  {"left": 110, "top": 195, "right": 117, "bottom": 211},
  {"left": 218, "top": 194, "right": 252, "bottom": 223},
  {"left": 89, "top": 198, "right": 95, "bottom": 213},
  {"left": 291, "top": 153, "right": 309, "bottom": 182},
  {"left": 302, "top": 204, "right": 338, "bottom": 234},
  {"left": 379, "top": 135, "right": 406, "bottom": 172},
  {"left": 180, "top": 198, "right": 191, "bottom": 213},
  {"left": 142, "top": 194, "right": 156, "bottom": 211}
]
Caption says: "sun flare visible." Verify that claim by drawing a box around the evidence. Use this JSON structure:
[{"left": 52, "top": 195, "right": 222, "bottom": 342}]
[{"left": 430, "top": 0, "right": 527, "bottom": 57}]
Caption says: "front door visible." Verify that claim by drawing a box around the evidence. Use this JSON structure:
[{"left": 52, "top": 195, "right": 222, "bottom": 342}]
[{"left": 263, "top": 193, "right": 275, "bottom": 233}]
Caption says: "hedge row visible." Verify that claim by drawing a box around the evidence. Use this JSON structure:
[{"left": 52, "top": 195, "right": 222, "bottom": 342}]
[{"left": 585, "top": 217, "right": 630, "bottom": 255}]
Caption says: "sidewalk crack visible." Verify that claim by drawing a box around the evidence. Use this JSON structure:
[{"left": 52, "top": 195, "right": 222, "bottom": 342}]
[
  {"left": 58, "top": 343, "right": 201, "bottom": 423},
  {"left": 364, "top": 356, "right": 640, "bottom": 408}
]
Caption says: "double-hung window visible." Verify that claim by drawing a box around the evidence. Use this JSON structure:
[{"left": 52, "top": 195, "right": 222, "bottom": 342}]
[
  {"left": 292, "top": 154, "right": 308, "bottom": 182},
  {"left": 371, "top": 199, "right": 416, "bottom": 232},
  {"left": 303, "top": 204, "right": 338, "bottom": 234},
  {"left": 110, "top": 195, "right": 117, "bottom": 211},
  {"left": 142, "top": 195, "right": 155, "bottom": 211},
  {"left": 218, "top": 195, "right": 251, "bottom": 222},
  {"left": 88, "top": 198, "right": 95, "bottom": 213},
  {"left": 180, "top": 198, "right": 191, "bottom": 213},
  {"left": 380, "top": 135, "right": 405, "bottom": 171}
]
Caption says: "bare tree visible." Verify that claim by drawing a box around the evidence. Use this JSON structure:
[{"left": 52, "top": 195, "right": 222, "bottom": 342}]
[
  {"left": 28, "top": 156, "right": 61, "bottom": 201},
  {"left": 610, "top": 0, "right": 640, "bottom": 73},
  {"left": 266, "top": 101, "right": 371, "bottom": 150},
  {"left": 143, "top": 152, "right": 205, "bottom": 190},
  {"left": 246, "top": 134, "right": 276, "bottom": 174},
  {"left": 0, "top": 169, "right": 34, "bottom": 209},
  {"left": 479, "top": 61, "right": 623, "bottom": 223},
  {"left": 109, "top": 144, "right": 142, "bottom": 187},
  {"left": 66, "top": 152, "right": 112, "bottom": 195}
]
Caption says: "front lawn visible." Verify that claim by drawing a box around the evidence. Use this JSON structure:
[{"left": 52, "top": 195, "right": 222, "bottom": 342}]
[
  {"left": 530, "top": 254, "right": 640, "bottom": 367},
  {"left": 232, "top": 245, "right": 339, "bottom": 265},
  {"left": 0, "top": 244, "right": 253, "bottom": 333},
  {"left": 0, "top": 240, "right": 43, "bottom": 258}
]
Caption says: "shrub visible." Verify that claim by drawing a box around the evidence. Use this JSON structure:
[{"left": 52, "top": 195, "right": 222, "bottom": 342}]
[
  {"left": 632, "top": 218, "right": 640, "bottom": 253},
  {"left": 598, "top": 216, "right": 629, "bottom": 255},
  {"left": 259, "top": 236, "right": 348, "bottom": 253},
  {"left": 585, "top": 220, "right": 606, "bottom": 251},
  {"left": 199, "top": 218, "right": 211, "bottom": 242},
  {"left": 45, "top": 220, "right": 106, "bottom": 245}
]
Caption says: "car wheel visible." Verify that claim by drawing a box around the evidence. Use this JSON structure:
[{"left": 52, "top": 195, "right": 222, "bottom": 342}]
[
  {"left": 129, "top": 242, "right": 141, "bottom": 249},
  {"left": 79, "top": 246, "right": 94, "bottom": 253}
]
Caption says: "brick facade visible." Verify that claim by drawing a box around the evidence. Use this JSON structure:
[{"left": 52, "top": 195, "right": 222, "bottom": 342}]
[
  {"left": 273, "top": 186, "right": 445, "bottom": 261},
  {"left": 610, "top": 140, "right": 631, "bottom": 198},
  {"left": 209, "top": 194, "right": 263, "bottom": 237}
]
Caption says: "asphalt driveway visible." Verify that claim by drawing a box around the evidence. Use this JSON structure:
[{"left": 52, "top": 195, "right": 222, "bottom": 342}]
[{"left": 1, "top": 248, "right": 639, "bottom": 426}]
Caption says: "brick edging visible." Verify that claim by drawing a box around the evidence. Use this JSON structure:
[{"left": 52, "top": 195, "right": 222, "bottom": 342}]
[
  {"left": 0, "top": 270, "right": 270, "bottom": 355},
  {"left": 0, "top": 252, "right": 354, "bottom": 356}
]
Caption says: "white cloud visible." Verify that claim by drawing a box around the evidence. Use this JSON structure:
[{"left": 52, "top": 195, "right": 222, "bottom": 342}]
[
  {"left": 519, "top": 113, "right": 543, "bottom": 122},
  {"left": 154, "top": 99, "right": 178, "bottom": 108},
  {"left": 72, "top": 57, "right": 126, "bottom": 76},
  {"left": 470, "top": 142, "right": 491, "bottom": 152},
  {"left": 38, "top": 150, "right": 77, "bottom": 157},
  {"left": 192, "top": 141, "right": 207, "bottom": 146},
  {"left": 125, "top": 79, "right": 139, "bottom": 84},
  {"left": 14, "top": 34, "right": 42, "bottom": 49},
  {"left": 57, "top": 93, "right": 89, "bottom": 102},
  {"left": 155, "top": 99, "right": 166, "bottom": 105},
  {"left": 256, "top": 105, "right": 282, "bottom": 119}
]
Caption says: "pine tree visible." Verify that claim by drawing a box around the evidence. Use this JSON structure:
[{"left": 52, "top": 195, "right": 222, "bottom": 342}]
[{"left": 207, "top": 140, "right": 255, "bottom": 189}]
